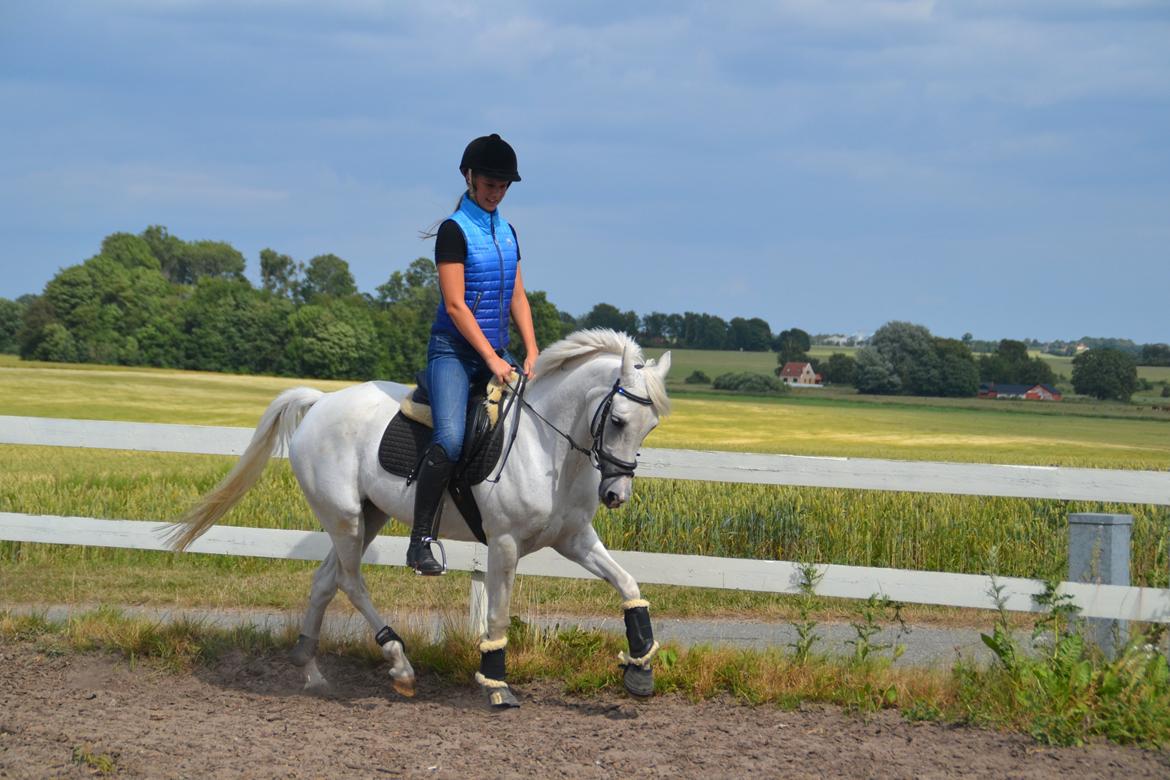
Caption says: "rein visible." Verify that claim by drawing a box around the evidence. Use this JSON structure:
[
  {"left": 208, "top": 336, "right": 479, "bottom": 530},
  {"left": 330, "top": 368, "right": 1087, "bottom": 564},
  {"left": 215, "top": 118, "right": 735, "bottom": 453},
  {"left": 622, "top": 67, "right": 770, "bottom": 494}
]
[{"left": 496, "top": 372, "right": 653, "bottom": 482}]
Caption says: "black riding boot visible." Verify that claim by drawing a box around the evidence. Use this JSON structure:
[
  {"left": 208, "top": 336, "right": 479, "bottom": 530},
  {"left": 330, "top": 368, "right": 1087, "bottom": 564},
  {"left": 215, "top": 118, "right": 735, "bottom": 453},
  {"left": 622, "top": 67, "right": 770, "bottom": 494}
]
[{"left": 406, "top": 444, "right": 454, "bottom": 576}]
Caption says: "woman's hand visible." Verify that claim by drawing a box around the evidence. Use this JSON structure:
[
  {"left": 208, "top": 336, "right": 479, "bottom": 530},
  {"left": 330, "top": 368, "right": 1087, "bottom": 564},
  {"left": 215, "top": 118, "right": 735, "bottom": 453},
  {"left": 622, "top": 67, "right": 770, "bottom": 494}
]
[
  {"left": 487, "top": 353, "right": 514, "bottom": 385},
  {"left": 522, "top": 351, "right": 538, "bottom": 381}
]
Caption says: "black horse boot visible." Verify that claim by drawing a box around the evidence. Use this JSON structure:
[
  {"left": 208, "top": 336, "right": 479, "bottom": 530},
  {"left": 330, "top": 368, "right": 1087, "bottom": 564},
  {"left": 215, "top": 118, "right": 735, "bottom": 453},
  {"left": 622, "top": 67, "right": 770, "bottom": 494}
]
[{"left": 406, "top": 444, "right": 454, "bottom": 575}]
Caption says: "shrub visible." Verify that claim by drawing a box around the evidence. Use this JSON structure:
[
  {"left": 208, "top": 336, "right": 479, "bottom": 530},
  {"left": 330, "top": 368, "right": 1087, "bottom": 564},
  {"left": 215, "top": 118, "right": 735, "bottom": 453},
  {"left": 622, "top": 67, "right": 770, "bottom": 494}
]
[
  {"left": 684, "top": 370, "right": 711, "bottom": 385},
  {"left": 713, "top": 371, "right": 787, "bottom": 394}
]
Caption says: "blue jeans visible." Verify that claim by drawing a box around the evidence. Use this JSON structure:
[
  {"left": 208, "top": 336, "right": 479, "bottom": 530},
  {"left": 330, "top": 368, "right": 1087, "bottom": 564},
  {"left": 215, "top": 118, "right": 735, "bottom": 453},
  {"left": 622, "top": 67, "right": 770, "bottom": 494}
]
[{"left": 425, "top": 332, "right": 515, "bottom": 461}]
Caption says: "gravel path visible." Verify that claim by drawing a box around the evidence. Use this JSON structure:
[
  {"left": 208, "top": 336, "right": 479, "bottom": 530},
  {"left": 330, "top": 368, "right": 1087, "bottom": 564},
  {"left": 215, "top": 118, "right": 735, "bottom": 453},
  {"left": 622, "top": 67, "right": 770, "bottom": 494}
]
[{"left": 3, "top": 640, "right": 1168, "bottom": 779}]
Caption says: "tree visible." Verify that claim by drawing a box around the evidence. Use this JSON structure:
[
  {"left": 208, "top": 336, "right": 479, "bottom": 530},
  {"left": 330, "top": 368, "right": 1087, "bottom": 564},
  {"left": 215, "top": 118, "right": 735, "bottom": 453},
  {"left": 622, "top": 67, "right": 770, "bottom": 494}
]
[
  {"left": 286, "top": 300, "right": 379, "bottom": 379},
  {"left": 144, "top": 226, "right": 247, "bottom": 285},
  {"left": 728, "top": 317, "right": 772, "bottom": 351},
  {"left": 978, "top": 338, "right": 1055, "bottom": 386},
  {"left": 582, "top": 303, "right": 638, "bottom": 336},
  {"left": 179, "top": 278, "right": 292, "bottom": 374},
  {"left": 101, "top": 233, "right": 161, "bottom": 271},
  {"left": 32, "top": 247, "right": 175, "bottom": 365},
  {"left": 822, "top": 352, "right": 857, "bottom": 386},
  {"left": 931, "top": 338, "right": 979, "bottom": 397},
  {"left": 510, "top": 290, "right": 565, "bottom": 363},
  {"left": 376, "top": 257, "right": 437, "bottom": 306},
  {"left": 0, "top": 297, "right": 27, "bottom": 354},
  {"left": 1139, "top": 343, "right": 1170, "bottom": 367},
  {"left": 639, "top": 312, "right": 671, "bottom": 346},
  {"left": 260, "top": 249, "right": 298, "bottom": 298},
  {"left": 299, "top": 254, "right": 357, "bottom": 301},
  {"left": 372, "top": 258, "right": 440, "bottom": 381},
  {"left": 773, "top": 327, "right": 810, "bottom": 365},
  {"left": 681, "top": 312, "right": 729, "bottom": 349},
  {"left": 937, "top": 353, "right": 980, "bottom": 397},
  {"left": 141, "top": 226, "right": 184, "bottom": 277},
  {"left": 869, "top": 321, "right": 944, "bottom": 396},
  {"left": 31, "top": 323, "right": 78, "bottom": 362},
  {"left": 1072, "top": 348, "right": 1138, "bottom": 401},
  {"left": 853, "top": 347, "right": 900, "bottom": 394}
]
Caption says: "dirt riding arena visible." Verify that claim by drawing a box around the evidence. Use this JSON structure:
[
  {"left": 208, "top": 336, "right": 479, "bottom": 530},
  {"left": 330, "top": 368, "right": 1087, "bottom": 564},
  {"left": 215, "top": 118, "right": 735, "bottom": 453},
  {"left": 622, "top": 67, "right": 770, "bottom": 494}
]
[{"left": 1, "top": 642, "right": 1167, "bottom": 779}]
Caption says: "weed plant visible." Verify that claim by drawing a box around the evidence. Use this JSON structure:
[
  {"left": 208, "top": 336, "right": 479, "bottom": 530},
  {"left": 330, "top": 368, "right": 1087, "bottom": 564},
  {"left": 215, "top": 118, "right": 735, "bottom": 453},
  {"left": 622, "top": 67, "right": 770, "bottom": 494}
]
[{"left": 960, "top": 576, "right": 1170, "bottom": 746}]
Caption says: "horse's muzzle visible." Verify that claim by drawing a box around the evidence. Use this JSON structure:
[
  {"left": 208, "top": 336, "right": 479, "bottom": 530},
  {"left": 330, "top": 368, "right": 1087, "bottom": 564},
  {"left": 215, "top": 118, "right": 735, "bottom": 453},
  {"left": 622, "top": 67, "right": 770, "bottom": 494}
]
[{"left": 600, "top": 476, "right": 632, "bottom": 509}]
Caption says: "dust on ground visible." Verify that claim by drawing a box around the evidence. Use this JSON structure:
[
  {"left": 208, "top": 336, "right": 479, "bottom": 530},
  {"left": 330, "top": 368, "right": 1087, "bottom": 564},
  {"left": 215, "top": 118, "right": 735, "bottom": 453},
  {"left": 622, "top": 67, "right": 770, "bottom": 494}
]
[{"left": 1, "top": 641, "right": 1166, "bottom": 779}]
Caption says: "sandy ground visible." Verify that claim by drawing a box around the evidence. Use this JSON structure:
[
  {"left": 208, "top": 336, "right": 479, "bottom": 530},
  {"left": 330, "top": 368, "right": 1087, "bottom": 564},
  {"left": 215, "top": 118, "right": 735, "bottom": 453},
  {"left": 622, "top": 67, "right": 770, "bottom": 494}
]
[{"left": 1, "top": 641, "right": 1167, "bottom": 779}]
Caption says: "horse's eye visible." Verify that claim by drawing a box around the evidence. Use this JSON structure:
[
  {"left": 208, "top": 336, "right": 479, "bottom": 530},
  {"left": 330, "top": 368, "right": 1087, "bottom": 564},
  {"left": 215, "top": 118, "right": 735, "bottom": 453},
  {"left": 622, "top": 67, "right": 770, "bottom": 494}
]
[{"left": 610, "top": 416, "right": 626, "bottom": 429}]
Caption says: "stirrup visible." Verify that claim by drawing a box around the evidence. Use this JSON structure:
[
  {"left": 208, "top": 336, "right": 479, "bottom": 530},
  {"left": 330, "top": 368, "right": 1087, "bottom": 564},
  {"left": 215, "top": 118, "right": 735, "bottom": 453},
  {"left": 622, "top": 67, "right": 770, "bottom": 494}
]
[{"left": 414, "top": 536, "right": 447, "bottom": 576}]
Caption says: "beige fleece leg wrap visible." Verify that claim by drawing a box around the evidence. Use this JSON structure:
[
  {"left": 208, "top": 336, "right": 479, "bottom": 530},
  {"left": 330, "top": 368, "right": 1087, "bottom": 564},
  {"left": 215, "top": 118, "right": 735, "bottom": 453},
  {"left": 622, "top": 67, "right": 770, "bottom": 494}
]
[{"left": 479, "top": 636, "right": 508, "bottom": 653}]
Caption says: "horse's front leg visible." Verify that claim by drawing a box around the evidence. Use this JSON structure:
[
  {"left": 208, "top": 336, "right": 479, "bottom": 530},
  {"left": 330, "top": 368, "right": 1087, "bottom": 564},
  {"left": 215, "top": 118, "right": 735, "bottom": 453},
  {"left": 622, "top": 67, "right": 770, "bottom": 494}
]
[
  {"left": 555, "top": 526, "right": 659, "bottom": 698},
  {"left": 478, "top": 533, "right": 521, "bottom": 709}
]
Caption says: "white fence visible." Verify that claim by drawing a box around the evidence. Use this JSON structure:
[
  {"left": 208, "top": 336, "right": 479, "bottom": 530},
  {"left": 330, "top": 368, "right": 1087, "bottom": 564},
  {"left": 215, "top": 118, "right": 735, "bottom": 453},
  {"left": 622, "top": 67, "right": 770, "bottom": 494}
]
[{"left": 2, "top": 414, "right": 1170, "bottom": 627}]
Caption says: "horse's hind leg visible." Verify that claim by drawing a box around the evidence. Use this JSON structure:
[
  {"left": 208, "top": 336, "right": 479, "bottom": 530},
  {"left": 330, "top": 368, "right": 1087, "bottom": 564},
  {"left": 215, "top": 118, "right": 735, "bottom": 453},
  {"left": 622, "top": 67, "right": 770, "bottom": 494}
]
[
  {"left": 290, "top": 550, "right": 339, "bottom": 691},
  {"left": 291, "top": 503, "right": 414, "bottom": 694},
  {"left": 322, "top": 505, "right": 416, "bottom": 697}
]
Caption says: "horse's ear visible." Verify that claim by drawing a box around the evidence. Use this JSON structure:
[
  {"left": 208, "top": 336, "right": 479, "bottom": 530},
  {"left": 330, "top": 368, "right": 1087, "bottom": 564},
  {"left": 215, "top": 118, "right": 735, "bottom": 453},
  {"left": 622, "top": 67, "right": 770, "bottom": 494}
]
[
  {"left": 621, "top": 345, "right": 638, "bottom": 385},
  {"left": 655, "top": 351, "right": 672, "bottom": 379}
]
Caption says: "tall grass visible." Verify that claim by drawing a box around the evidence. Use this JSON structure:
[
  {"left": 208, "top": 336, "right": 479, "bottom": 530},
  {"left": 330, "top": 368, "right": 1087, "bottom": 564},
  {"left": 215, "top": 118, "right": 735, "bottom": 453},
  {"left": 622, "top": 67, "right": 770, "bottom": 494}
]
[{"left": 3, "top": 445, "right": 1167, "bottom": 588}]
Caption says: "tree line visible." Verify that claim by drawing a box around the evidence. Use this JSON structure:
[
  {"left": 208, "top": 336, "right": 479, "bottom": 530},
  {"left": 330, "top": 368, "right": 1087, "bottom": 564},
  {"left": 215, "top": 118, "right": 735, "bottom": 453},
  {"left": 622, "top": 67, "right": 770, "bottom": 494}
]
[
  {"left": 763, "top": 322, "right": 1146, "bottom": 402},
  {"left": 0, "top": 227, "right": 1163, "bottom": 402},
  {"left": 0, "top": 227, "right": 782, "bottom": 381}
]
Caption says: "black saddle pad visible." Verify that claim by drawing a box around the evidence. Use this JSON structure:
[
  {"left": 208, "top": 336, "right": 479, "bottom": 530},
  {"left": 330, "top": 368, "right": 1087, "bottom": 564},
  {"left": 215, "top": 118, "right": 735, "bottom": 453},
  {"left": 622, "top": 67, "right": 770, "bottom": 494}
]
[{"left": 377, "top": 401, "right": 505, "bottom": 487}]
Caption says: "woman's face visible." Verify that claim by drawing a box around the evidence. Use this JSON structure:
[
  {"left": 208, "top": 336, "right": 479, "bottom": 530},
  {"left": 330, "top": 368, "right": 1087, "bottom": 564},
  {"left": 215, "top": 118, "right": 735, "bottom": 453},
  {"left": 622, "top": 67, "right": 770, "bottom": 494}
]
[{"left": 469, "top": 174, "right": 510, "bottom": 212}]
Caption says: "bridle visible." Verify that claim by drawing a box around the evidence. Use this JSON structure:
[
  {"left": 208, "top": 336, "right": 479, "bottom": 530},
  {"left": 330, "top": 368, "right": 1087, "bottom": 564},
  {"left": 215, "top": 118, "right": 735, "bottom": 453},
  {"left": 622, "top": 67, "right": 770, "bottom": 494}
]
[{"left": 499, "top": 373, "right": 654, "bottom": 482}]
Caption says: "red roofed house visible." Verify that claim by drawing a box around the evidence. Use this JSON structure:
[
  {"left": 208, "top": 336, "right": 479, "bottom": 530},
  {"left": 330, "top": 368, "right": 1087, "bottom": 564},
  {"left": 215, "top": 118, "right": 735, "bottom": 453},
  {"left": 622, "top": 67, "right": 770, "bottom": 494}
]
[
  {"left": 779, "top": 361, "right": 819, "bottom": 386},
  {"left": 977, "top": 383, "right": 1063, "bottom": 401}
]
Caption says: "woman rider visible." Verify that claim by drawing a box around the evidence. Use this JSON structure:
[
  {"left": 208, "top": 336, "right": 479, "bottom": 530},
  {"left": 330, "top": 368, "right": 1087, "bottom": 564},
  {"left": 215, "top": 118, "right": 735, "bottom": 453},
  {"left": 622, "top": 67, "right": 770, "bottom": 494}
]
[{"left": 406, "top": 133, "right": 540, "bottom": 575}]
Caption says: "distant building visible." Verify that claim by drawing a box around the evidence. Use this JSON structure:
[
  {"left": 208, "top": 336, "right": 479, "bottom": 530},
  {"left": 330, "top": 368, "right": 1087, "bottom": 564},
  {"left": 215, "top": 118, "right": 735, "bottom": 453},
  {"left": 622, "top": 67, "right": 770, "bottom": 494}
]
[
  {"left": 779, "top": 361, "right": 820, "bottom": 386},
  {"left": 978, "top": 383, "right": 1062, "bottom": 401}
]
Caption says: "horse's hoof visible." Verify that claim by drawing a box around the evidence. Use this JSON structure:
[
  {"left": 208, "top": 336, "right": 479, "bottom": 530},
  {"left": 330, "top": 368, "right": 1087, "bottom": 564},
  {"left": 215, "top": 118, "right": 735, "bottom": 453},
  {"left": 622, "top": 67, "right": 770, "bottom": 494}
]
[
  {"left": 303, "top": 678, "right": 332, "bottom": 695},
  {"left": 392, "top": 675, "right": 416, "bottom": 698},
  {"left": 484, "top": 685, "right": 520, "bottom": 709},
  {"left": 622, "top": 664, "right": 655, "bottom": 698},
  {"left": 289, "top": 634, "right": 318, "bottom": 668}
]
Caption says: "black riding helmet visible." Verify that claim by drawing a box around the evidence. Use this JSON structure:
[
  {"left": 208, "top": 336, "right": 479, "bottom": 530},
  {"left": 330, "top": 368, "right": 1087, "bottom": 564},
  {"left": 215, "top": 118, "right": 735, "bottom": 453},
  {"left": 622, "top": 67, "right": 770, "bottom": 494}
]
[{"left": 459, "top": 133, "right": 521, "bottom": 182}]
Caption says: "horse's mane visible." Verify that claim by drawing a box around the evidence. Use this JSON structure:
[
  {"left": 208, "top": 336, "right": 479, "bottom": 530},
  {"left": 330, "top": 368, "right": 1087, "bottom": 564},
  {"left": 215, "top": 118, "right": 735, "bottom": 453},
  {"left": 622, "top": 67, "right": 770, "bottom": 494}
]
[{"left": 533, "top": 328, "right": 670, "bottom": 416}]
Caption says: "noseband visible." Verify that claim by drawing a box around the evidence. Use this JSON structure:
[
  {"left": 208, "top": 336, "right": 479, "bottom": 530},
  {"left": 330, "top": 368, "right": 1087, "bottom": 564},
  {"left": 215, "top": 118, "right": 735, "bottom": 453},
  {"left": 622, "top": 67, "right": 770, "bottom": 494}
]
[{"left": 510, "top": 375, "right": 653, "bottom": 482}]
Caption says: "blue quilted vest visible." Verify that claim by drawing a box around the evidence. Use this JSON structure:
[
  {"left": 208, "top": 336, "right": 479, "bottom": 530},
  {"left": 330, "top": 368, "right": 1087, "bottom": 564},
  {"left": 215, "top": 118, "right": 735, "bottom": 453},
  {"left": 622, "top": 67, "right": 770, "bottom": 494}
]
[{"left": 432, "top": 193, "right": 518, "bottom": 350}]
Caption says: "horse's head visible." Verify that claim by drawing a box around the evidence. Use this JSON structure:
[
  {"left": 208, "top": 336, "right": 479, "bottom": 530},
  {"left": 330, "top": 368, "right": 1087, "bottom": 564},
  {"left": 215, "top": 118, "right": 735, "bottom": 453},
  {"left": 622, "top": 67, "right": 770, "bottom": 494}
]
[{"left": 593, "top": 346, "right": 671, "bottom": 509}]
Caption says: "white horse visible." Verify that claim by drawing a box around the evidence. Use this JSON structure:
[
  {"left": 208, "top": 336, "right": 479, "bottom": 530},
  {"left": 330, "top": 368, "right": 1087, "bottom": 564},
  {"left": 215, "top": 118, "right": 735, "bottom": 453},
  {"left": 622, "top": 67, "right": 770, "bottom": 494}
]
[{"left": 169, "top": 329, "right": 671, "bottom": 707}]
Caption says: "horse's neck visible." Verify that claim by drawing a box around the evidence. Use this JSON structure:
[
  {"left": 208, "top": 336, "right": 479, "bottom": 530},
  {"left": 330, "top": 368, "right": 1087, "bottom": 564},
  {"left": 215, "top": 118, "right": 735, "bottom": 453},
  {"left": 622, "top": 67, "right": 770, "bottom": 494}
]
[{"left": 523, "top": 356, "right": 617, "bottom": 445}]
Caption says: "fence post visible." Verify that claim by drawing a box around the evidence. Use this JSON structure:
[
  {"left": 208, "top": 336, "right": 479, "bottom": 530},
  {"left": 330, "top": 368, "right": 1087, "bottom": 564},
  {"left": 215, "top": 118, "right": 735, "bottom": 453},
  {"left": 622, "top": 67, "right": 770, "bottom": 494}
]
[
  {"left": 469, "top": 543, "right": 488, "bottom": 637},
  {"left": 1068, "top": 512, "right": 1132, "bottom": 657}
]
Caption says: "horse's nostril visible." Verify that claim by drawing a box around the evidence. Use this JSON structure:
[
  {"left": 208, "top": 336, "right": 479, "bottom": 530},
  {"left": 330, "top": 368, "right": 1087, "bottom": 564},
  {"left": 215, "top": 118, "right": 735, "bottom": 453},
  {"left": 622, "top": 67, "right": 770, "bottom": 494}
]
[{"left": 606, "top": 491, "right": 618, "bottom": 504}]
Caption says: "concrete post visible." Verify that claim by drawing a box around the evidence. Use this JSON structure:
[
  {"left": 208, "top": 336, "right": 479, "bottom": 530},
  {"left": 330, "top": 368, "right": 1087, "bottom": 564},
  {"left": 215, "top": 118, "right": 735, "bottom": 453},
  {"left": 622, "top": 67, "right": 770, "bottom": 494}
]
[
  {"left": 469, "top": 543, "right": 488, "bottom": 637},
  {"left": 1068, "top": 512, "right": 1132, "bottom": 656}
]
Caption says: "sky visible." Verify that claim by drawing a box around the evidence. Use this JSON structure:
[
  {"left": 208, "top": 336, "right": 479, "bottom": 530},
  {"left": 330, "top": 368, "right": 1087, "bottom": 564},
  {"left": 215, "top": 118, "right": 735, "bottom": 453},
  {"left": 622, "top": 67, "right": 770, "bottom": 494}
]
[{"left": 1, "top": 0, "right": 1168, "bottom": 344}]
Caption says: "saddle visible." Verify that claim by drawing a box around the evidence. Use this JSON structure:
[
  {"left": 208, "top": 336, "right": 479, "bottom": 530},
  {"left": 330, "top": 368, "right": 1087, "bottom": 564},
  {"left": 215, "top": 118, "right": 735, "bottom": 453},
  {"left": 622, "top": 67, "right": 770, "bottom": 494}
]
[{"left": 377, "top": 371, "right": 519, "bottom": 544}]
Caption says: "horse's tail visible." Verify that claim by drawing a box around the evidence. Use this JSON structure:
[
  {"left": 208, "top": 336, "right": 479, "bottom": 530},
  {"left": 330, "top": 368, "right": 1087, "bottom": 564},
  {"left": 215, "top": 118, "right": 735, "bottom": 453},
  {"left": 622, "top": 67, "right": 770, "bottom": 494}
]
[{"left": 165, "top": 387, "right": 325, "bottom": 551}]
